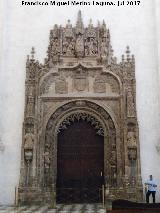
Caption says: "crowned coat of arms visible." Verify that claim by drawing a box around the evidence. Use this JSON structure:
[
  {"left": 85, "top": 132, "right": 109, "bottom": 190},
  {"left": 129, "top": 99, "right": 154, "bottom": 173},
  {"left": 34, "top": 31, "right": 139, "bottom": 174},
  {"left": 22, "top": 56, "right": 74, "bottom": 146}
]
[{"left": 74, "top": 67, "right": 87, "bottom": 92}]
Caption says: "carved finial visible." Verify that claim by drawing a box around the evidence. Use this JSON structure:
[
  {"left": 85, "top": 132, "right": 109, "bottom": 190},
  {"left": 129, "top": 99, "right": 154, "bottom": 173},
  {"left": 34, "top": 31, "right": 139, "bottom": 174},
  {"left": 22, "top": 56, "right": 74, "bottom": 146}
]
[
  {"left": 126, "top": 46, "right": 131, "bottom": 62},
  {"left": 31, "top": 47, "right": 35, "bottom": 60},
  {"left": 67, "top": 19, "right": 71, "bottom": 27},
  {"left": 122, "top": 54, "right": 125, "bottom": 62},
  {"left": 102, "top": 20, "right": 106, "bottom": 27},
  {"left": 44, "top": 58, "right": 48, "bottom": 64},
  {"left": 132, "top": 54, "right": 135, "bottom": 63},
  {"left": 126, "top": 46, "right": 130, "bottom": 54},
  {"left": 107, "top": 29, "right": 110, "bottom": 36},
  {"left": 89, "top": 19, "right": 93, "bottom": 27},
  {"left": 110, "top": 45, "right": 114, "bottom": 57},
  {"left": 97, "top": 21, "right": 100, "bottom": 28},
  {"left": 76, "top": 10, "right": 83, "bottom": 30}
]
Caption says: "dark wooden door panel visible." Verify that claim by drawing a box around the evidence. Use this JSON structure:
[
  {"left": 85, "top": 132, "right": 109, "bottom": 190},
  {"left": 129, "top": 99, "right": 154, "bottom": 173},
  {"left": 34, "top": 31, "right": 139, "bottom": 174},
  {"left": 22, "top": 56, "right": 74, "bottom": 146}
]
[{"left": 57, "top": 120, "right": 104, "bottom": 203}]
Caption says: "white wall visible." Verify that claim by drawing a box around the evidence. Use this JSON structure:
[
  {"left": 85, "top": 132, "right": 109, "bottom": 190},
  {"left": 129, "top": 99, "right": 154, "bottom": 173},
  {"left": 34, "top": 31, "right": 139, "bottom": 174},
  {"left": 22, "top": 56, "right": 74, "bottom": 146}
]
[{"left": 0, "top": 0, "right": 160, "bottom": 204}]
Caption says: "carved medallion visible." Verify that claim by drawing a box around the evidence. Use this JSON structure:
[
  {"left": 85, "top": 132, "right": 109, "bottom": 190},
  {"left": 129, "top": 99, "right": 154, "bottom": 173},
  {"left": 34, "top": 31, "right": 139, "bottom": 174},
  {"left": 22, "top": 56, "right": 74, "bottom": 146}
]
[
  {"left": 94, "top": 77, "right": 106, "bottom": 93},
  {"left": 74, "top": 67, "right": 88, "bottom": 92},
  {"left": 55, "top": 78, "right": 68, "bottom": 94},
  {"left": 74, "top": 77, "right": 87, "bottom": 92}
]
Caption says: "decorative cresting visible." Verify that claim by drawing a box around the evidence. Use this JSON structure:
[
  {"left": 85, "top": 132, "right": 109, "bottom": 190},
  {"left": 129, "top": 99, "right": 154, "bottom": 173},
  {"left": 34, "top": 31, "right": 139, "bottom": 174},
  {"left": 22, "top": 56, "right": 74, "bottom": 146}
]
[
  {"left": 57, "top": 112, "right": 104, "bottom": 136},
  {"left": 46, "top": 10, "right": 111, "bottom": 64},
  {"left": 43, "top": 100, "right": 117, "bottom": 188}
]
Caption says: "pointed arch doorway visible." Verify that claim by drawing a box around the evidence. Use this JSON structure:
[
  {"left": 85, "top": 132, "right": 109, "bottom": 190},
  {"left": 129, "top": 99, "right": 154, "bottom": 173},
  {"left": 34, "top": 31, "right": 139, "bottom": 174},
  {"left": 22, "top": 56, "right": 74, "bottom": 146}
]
[{"left": 56, "top": 116, "right": 104, "bottom": 203}]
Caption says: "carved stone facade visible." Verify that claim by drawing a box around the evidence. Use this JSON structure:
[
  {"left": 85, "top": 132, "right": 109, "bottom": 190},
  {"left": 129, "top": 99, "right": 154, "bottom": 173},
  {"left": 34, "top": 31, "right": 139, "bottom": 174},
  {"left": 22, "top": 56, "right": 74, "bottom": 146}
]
[{"left": 18, "top": 11, "right": 143, "bottom": 205}]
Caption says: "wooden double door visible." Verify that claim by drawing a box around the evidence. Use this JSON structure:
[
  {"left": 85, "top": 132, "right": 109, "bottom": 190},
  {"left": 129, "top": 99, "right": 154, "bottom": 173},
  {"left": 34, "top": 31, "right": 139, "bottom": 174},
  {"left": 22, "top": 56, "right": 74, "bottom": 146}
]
[{"left": 56, "top": 120, "right": 104, "bottom": 203}]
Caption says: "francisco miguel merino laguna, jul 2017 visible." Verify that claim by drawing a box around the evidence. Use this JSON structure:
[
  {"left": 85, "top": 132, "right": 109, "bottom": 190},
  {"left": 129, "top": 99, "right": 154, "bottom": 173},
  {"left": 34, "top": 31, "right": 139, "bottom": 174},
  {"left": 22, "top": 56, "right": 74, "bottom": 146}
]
[{"left": 21, "top": 0, "right": 118, "bottom": 6}]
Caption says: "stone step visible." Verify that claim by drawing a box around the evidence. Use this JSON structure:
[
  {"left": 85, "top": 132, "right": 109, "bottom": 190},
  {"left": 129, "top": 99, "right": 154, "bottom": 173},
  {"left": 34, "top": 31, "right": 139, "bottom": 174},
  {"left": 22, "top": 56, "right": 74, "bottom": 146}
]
[{"left": 0, "top": 204, "right": 105, "bottom": 213}]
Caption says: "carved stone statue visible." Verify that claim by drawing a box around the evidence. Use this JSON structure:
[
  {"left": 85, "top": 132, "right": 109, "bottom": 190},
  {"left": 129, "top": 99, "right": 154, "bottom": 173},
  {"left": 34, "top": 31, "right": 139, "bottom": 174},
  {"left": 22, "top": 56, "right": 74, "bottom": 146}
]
[
  {"left": 75, "top": 34, "right": 84, "bottom": 57},
  {"left": 24, "top": 132, "right": 34, "bottom": 150},
  {"left": 85, "top": 38, "right": 97, "bottom": 56},
  {"left": 88, "top": 38, "right": 97, "bottom": 55},
  {"left": 111, "top": 166, "right": 117, "bottom": 186},
  {"left": 127, "top": 131, "right": 136, "bottom": 146},
  {"left": 110, "top": 151, "right": 116, "bottom": 165},
  {"left": 128, "top": 148, "right": 137, "bottom": 161},
  {"left": 44, "top": 149, "right": 50, "bottom": 170},
  {"left": 85, "top": 39, "right": 89, "bottom": 56},
  {"left": 66, "top": 38, "right": 75, "bottom": 56}
]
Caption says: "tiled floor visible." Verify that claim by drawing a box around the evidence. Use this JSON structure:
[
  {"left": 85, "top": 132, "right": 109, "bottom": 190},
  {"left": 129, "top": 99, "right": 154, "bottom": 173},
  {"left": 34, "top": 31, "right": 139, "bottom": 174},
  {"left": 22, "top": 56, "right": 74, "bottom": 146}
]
[{"left": 0, "top": 204, "right": 105, "bottom": 212}]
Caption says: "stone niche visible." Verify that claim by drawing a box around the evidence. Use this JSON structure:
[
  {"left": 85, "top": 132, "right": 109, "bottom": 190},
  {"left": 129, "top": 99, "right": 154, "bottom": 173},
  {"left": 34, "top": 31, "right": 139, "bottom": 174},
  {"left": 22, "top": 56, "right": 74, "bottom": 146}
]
[{"left": 18, "top": 11, "right": 143, "bottom": 205}]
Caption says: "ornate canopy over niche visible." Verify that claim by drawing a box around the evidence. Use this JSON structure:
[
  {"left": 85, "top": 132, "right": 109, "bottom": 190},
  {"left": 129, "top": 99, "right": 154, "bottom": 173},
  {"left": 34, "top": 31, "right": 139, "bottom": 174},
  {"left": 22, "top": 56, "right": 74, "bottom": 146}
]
[{"left": 18, "top": 11, "right": 143, "bottom": 206}]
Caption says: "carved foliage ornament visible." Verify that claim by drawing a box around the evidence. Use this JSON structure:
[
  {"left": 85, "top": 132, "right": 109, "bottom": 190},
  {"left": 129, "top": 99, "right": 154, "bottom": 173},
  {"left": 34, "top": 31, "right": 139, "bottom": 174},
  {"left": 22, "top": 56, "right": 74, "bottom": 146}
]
[
  {"left": 57, "top": 112, "right": 104, "bottom": 136},
  {"left": 127, "top": 90, "right": 136, "bottom": 117}
]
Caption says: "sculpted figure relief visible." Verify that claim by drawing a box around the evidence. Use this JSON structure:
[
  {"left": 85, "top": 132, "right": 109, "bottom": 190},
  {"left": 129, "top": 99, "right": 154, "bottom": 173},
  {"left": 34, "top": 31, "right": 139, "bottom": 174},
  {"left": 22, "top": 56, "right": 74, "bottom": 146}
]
[
  {"left": 127, "top": 131, "right": 136, "bottom": 146},
  {"left": 63, "top": 38, "right": 75, "bottom": 56},
  {"left": 24, "top": 132, "right": 34, "bottom": 150},
  {"left": 75, "top": 34, "right": 84, "bottom": 57},
  {"left": 67, "top": 38, "right": 75, "bottom": 56},
  {"left": 128, "top": 148, "right": 137, "bottom": 161},
  {"left": 85, "top": 38, "right": 97, "bottom": 56},
  {"left": 110, "top": 151, "right": 116, "bottom": 165}
]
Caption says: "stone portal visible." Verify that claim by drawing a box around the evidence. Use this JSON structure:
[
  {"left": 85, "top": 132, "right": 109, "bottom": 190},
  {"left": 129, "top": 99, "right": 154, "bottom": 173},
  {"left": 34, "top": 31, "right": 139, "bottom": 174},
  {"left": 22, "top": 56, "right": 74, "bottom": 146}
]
[{"left": 18, "top": 11, "right": 143, "bottom": 205}]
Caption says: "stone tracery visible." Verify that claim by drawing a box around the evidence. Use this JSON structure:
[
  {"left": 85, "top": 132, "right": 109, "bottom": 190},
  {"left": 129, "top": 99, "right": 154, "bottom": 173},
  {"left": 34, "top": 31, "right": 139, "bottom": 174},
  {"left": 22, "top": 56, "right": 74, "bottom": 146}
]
[{"left": 57, "top": 112, "right": 104, "bottom": 136}]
